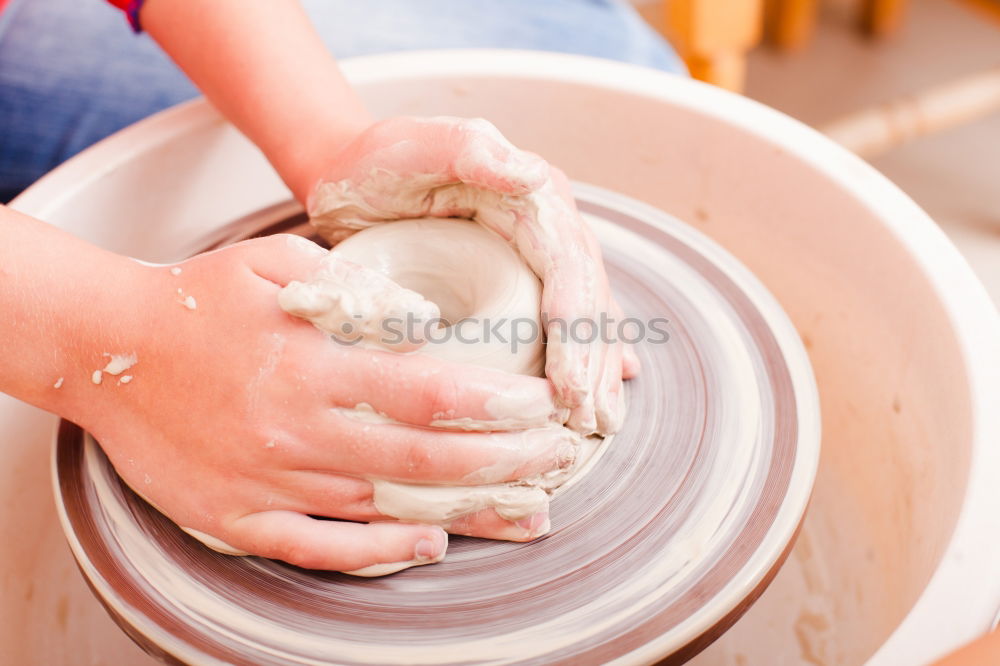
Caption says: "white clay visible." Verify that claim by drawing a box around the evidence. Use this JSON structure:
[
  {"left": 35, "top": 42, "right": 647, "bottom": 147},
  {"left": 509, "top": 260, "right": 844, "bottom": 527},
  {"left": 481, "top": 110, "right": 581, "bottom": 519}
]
[
  {"left": 279, "top": 219, "right": 546, "bottom": 375},
  {"left": 333, "top": 402, "right": 395, "bottom": 425},
  {"left": 309, "top": 136, "right": 611, "bottom": 434},
  {"left": 369, "top": 479, "right": 550, "bottom": 525},
  {"left": 102, "top": 353, "right": 137, "bottom": 376},
  {"left": 278, "top": 247, "right": 441, "bottom": 354},
  {"left": 278, "top": 220, "right": 549, "bottom": 374},
  {"left": 342, "top": 560, "right": 436, "bottom": 578},
  {"left": 180, "top": 528, "right": 248, "bottom": 557},
  {"left": 284, "top": 234, "right": 327, "bottom": 256},
  {"left": 276, "top": 218, "right": 612, "bottom": 543},
  {"left": 330, "top": 219, "right": 545, "bottom": 376},
  {"left": 178, "top": 526, "right": 448, "bottom": 580}
]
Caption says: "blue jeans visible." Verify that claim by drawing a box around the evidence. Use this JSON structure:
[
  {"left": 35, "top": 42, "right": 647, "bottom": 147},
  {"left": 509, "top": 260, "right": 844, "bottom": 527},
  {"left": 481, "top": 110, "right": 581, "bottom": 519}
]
[{"left": 0, "top": 0, "right": 683, "bottom": 202}]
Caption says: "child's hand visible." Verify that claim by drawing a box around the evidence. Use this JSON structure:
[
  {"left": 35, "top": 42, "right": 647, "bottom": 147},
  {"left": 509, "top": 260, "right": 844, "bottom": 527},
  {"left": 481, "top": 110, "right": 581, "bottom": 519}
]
[
  {"left": 73, "top": 235, "right": 575, "bottom": 573},
  {"left": 307, "top": 117, "right": 639, "bottom": 435}
]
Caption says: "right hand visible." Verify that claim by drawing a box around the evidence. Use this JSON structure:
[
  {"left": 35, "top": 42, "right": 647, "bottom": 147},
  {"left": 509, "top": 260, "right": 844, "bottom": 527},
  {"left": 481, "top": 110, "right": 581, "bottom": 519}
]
[
  {"left": 71, "top": 235, "right": 576, "bottom": 574},
  {"left": 306, "top": 116, "right": 640, "bottom": 436}
]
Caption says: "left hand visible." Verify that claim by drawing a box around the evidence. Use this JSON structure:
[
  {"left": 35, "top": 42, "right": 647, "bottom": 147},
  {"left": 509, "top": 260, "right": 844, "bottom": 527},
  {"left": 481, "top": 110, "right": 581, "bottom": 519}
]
[{"left": 306, "top": 116, "right": 639, "bottom": 435}]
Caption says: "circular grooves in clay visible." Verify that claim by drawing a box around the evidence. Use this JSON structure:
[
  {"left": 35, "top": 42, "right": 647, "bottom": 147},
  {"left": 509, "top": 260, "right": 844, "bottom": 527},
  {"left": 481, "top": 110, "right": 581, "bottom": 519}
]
[{"left": 54, "top": 184, "right": 819, "bottom": 665}]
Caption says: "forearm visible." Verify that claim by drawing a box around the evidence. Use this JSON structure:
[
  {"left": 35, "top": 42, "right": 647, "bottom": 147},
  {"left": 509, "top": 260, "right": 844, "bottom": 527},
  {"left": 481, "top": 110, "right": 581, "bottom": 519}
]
[
  {"left": 0, "top": 205, "right": 142, "bottom": 423},
  {"left": 142, "top": 0, "right": 373, "bottom": 202}
]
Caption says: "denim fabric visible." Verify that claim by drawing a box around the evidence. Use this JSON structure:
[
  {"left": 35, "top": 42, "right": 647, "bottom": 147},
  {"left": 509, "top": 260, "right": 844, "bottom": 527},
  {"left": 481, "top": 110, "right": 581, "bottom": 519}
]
[{"left": 0, "top": 0, "right": 683, "bottom": 202}]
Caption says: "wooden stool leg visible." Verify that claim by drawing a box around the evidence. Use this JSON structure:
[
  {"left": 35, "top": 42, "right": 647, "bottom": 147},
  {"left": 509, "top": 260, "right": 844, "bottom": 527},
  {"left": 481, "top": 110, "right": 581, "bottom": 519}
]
[
  {"left": 686, "top": 53, "right": 748, "bottom": 92},
  {"left": 860, "top": 0, "right": 908, "bottom": 37},
  {"left": 766, "top": 0, "right": 819, "bottom": 50},
  {"left": 664, "top": 0, "right": 764, "bottom": 93}
]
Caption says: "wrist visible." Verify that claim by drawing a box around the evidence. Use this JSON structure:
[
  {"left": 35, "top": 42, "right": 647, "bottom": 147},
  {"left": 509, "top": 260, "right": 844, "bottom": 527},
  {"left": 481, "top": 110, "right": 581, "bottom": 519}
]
[
  {"left": 272, "top": 110, "right": 373, "bottom": 205},
  {"left": 141, "top": 0, "right": 373, "bottom": 205},
  {"left": 40, "top": 256, "right": 155, "bottom": 429}
]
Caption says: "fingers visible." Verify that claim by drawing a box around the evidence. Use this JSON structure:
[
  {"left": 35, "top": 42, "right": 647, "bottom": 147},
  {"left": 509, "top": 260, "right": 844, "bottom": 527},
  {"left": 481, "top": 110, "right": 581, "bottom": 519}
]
[
  {"left": 449, "top": 120, "right": 548, "bottom": 194},
  {"left": 611, "top": 297, "right": 642, "bottom": 380},
  {"left": 268, "top": 118, "right": 636, "bottom": 440},
  {"left": 278, "top": 471, "right": 382, "bottom": 522},
  {"left": 314, "top": 117, "right": 548, "bottom": 213},
  {"left": 564, "top": 329, "right": 603, "bottom": 435},
  {"left": 284, "top": 472, "right": 551, "bottom": 542},
  {"left": 318, "top": 349, "right": 567, "bottom": 430},
  {"left": 226, "top": 510, "right": 447, "bottom": 574},
  {"left": 238, "top": 234, "right": 330, "bottom": 287},
  {"left": 446, "top": 507, "right": 551, "bottom": 542},
  {"left": 622, "top": 343, "right": 642, "bottom": 380},
  {"left": 593, "top": 300, "right": 633, "bottom": 435},
  {"left": 505, "top": 169, "right": 633, "bottom": 435},
  {"left": 494, "top": 177, "right": 602, "bottom": 418},
  {"left": 541, "top": 257, "right": 603, "bottom": 430},
  {"left": 536, "top": 245, "right": 599, "bottom": 412},
  {"left": 278, "top": 254, "right": 440, "bottom": 353},
  {"left": 544, "top": 318, "right": 592, "bottom": 410},
  {"left": 594, "top": 335, "right": 624, "bottom": 436},
  {"left": 366, "top": 117, "right": 547, "bottom": 195},
  {"left": 298, "top": 416, "right": 578, "bottom": 485}
]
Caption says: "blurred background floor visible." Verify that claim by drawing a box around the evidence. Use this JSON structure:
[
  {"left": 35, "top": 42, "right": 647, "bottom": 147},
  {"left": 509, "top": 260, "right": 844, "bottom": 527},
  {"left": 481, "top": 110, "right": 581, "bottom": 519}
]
[{"left": 636, "top": 0, "right": 1000, "bottom": 305}]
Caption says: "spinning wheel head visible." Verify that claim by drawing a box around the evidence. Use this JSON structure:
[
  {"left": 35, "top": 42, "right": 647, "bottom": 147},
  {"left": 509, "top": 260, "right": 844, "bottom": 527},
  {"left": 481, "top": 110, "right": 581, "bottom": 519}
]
[{"left": 54, "top": 184, "right": 820, "bottom": 665}]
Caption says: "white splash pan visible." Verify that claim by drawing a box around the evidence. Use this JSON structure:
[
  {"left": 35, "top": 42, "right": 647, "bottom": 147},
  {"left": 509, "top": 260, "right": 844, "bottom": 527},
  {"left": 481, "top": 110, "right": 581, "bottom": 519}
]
[{"left": 4, "top": 51, "right": 1000, "bottom": 664}]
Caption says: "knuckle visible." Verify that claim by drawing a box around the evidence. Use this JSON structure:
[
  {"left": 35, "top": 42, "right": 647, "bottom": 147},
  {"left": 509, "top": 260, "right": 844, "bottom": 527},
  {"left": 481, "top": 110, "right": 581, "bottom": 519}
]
[
  {"left": 548, "top": 164, "right": 569, "bottom": 182},
  {"left": 363, "top": 118, "right": 404, "bottom": 149},
  {"left": 422, "top": 373, "right": 461, "bottom": 420},
  {"left": 463, "top": 117, "right": 493, "bottom": 132},
  {"left": 276, "top": 541, "right": 321, "bottom": 570},
  {"left": 245, "top": 234, "right": 286, "bottom": 254},
  {"left": 402, "top": 439, "right": 433, "bottom": 475},
  {"left": 344, "top": 481, "right": 374, "bottom": 506},
  {"left": 370, "top": 116, "right": 397, "bottom": 134}
]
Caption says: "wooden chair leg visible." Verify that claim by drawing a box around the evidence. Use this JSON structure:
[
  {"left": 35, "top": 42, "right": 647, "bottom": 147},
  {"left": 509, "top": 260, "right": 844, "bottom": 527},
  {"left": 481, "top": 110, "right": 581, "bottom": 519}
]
[
  {"left": 859, "top": 0, "right": 908, "bottom": 37},
  {"left": 664, "top": 0, "right": 764, "bottom": 93},
  {"left": 686, "top": 53, "right": 748, "bottom": 92},
  {"left": 766, "top": 0, "right": 819, "bottom": 51}
]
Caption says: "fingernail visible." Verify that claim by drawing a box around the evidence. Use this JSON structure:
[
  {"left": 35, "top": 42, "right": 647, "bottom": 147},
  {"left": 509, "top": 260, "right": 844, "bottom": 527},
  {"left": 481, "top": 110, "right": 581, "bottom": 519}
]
[
  {"left": 594, "top": 388, "right": 624, "bottom": 436},
  {"left": 512, "top": 152, "right": 548, "bottom": 183},
  {"left": 414, "top": 538, "right": 438, "bottom": 560},
  {"left": 414, "top": 532, "right": 446, "bottom": 562},
  {"left": 284, "top": 234, "right": 327, "bottom": 257},
  {"left": 515, "top": 512, "right": 550, "bottom": 536},
  {"left": 557, "top": 440, "right": 578, "bottom": 468},
  {"left": 490, "top": 152, "right": 548, "bottom": 195},
  {"left": 572, "top": 390, "right": 599, "bottom": 433}
]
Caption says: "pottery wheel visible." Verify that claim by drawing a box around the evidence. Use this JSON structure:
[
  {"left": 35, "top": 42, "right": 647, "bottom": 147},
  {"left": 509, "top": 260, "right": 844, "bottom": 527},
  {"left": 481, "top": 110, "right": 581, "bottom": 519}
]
[{"left": 54, "top": 184, "right": 819, "bottom": 665}]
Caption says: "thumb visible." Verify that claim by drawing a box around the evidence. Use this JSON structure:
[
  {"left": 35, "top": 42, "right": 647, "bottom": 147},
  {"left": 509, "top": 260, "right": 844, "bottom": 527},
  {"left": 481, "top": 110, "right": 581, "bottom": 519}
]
[
  {"left": 226, "top": 511, "right": 449, "bottom": 575},
  {"left": 274, "top": 249, "right": 441, "bottom": 353},
  {"left": 348, "top": 116, "right": 549, "bottom": 195},
  {"left": 239, "top": 234, "right": 330, "bottom": 287},
  {"left": 449, "top": 118, "right": 549, "bottom": 195}
]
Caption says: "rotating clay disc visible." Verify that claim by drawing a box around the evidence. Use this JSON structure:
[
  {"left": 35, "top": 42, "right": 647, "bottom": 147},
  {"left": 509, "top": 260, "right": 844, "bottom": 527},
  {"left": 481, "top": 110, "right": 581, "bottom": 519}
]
[{"left": 54, "top": 184, "right": 820, "bottom": 665}]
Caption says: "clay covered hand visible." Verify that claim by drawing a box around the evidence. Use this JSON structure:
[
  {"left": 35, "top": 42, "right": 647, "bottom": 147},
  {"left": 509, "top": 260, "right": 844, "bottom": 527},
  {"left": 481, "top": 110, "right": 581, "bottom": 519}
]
[
  {"left": 307, "top": 117, "right": 639, "bottom": 435},
  {"left": 81, "top": 235, "right": 575, "bottom": 575}
]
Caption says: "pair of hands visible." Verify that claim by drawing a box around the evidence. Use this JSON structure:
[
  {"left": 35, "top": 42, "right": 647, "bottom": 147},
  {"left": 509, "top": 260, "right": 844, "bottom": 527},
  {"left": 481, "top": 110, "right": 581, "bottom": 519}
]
[{"left": 89, "top": 117, "right": 635, "bottom": 574}]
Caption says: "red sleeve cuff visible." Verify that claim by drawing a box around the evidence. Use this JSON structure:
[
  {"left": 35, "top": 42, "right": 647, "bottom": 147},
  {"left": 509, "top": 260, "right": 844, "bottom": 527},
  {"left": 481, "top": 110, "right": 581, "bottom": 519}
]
[{"left": 106, "top": 0, "right": 145, "bottom": 33}]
